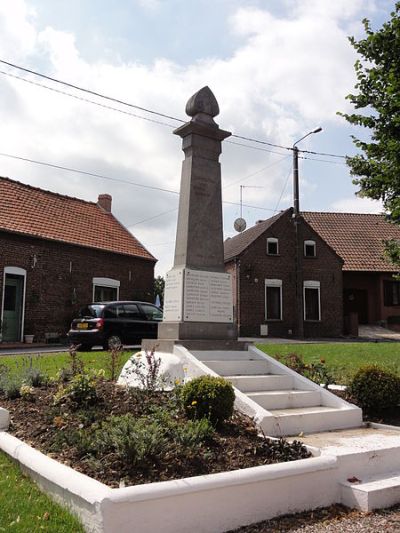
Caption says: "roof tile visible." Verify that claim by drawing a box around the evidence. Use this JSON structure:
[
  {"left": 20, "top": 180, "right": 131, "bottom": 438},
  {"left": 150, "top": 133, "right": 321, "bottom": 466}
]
[{"left": 0, "top": 177, "right": 156, "bottom": 261}]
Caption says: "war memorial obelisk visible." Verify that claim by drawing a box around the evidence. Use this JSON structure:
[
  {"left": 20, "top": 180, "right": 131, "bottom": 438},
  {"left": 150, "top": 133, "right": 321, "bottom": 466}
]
[{"left": 156, "top": 86, "right": 239, "bottom": 350}]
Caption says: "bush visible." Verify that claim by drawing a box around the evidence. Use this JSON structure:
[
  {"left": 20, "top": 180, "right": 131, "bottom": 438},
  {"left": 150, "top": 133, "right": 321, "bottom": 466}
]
[
  {"left": 24, "top": 367, "right": 48, "bottom": 388},
  {"left": 348, "top": 365, "right": 400, "bottom": 410},
  {"left": 276, "top": 352, "right": 334, "bottom": 388},
  {"left": 95, "top": 414, "right": 168, "bottom": 465},
  {"left": 181, "top": 375, "right": 235, "bottom": 425},
  {"left": 54, "top": 373, "right": 98, "bottom": 407}
]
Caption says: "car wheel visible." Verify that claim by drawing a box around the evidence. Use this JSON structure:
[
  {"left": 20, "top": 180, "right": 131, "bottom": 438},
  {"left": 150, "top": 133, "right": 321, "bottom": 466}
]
[{"left": 104, "top": 335, "right": 123, "bottom": 351}]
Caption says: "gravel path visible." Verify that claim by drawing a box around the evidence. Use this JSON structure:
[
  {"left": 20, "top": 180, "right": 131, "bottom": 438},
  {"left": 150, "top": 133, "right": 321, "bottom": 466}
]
[{"left": 230, "top": 504, "right": 400, "bottom": 532}]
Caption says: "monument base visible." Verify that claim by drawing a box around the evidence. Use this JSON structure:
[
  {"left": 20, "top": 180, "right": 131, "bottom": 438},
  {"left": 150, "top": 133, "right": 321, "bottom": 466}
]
[
  {"left": 158, "top": 320, "right": 237, "bottom": 341},
  {"left": 142, "top": 338, "right": 249, "bottom": 354}
]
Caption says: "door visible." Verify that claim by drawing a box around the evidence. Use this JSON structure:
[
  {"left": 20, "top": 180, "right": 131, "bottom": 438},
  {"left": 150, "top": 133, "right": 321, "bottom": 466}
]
[
  {"left": 3, "top": 274, "right": 25, "bottom": 341},
  {"left": 344, "top": 289, "right": 369, "bottom": 324}
]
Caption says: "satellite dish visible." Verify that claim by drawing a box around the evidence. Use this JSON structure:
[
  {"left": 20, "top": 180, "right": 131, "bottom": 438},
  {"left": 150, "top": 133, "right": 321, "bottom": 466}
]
[{"left": 234, "top": 217, "right": 246, "bottom": 233}]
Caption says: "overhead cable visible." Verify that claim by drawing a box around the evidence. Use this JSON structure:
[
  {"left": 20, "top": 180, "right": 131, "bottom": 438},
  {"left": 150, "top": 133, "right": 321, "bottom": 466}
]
[{"left": 0, "top": 58, "right": 348, "bottom": 160}]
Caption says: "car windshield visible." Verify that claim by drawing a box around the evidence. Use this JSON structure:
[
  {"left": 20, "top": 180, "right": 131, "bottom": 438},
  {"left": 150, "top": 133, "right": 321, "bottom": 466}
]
[{"left": 79, "top": 305, "right": 104, "bottom": 318}]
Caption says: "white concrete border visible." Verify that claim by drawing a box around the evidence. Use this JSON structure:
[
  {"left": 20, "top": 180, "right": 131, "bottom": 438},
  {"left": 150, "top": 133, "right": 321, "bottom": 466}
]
[{"left": 0, "top": 428, "right": 338, "bottom": 533}]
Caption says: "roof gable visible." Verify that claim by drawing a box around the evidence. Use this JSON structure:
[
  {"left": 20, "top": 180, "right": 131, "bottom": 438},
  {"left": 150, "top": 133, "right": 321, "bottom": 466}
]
[
  {"left": 0, "top": 177, "right": 156, "bottom": 261},
  {"left": 224, "top": 209, "right": 290, "bottom": 261}
]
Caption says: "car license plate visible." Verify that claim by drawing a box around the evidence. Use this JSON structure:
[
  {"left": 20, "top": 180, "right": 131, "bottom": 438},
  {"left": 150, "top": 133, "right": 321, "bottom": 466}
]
[{"left": 77, "top": 323, "right": 88, "bottom": 329}]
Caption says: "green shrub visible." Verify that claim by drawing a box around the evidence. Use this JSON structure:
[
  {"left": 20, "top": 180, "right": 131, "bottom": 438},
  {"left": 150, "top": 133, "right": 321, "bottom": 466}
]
[
  {"left": 54, "top": 373, "right": 98, "bottom": 407},
  {"left": 24, "top": 367, "right": 48, "bottom": 388},
  {"left": 276, "top": 352, "right": 334, "bottom": 388},
  {"left": 95, "top": 414, "right": 168, "bottom": 465},
  {"left": 348, "top": 365, "right": 400, "bottom": 410},
  {"left": 174, "top": 417, "right": 215, "bottom": 447},
  {"left": 181, "top": 375, "right": 235, "bottom": 425}
]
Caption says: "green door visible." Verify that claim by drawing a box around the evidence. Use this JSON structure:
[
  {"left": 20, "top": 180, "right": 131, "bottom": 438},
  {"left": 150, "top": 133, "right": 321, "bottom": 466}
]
[{"left": 3, "top": 274, "right": 24, "bottom": 341}]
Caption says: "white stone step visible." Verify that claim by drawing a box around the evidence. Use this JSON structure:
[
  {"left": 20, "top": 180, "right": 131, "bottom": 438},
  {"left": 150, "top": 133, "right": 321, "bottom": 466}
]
[
  {"left": 341, "top": 471, "right": 400, "bottom": 511},
  {"left": 191, "top": 350, "right": 262, "bottom": 361},
  {"left": 227, "top": 374, "right": 294, "bottom": 392},
  {"left": 247, "top": 390, "right": 321, "bottom": 410},
  {"left": 262, "top": 406, "right": 362, "bottom": 437},
  {"left": 205, "top": 360, "right": 270, "bottom": 376}
]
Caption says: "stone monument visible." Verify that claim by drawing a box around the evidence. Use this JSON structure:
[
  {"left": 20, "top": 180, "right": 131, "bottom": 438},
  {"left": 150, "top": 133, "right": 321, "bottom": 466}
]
[{"left": 154, "top": 86, "right": 239, "bottom": 350}]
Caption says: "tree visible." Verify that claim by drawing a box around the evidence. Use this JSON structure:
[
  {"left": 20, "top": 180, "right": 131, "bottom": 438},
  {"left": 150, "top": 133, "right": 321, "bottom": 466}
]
[
  {"left": 340, "top": 3, "right": 400, "bottom": 267},
  {"left": 154, "top": 275, "right": 165, "bottom": 307}
]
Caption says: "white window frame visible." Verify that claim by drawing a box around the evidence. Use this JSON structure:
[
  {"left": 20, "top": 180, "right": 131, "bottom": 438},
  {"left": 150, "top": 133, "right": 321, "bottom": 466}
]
[
  {"left": 265, "top": 279, "right": 282, "bottom": 321},
  {"left": 92, "top": 277, "right": 120, "bottom": 301},
  {"left": 303, "top": 280, "right": 321, "bottom": 321},
  {"left": 1, "top": 266, "right": 27, "bottom": 342},
  {"left": 304, "top": 240, "right": 316, "bottom": 257},
  {"left": 266, "top": 237, "right": 279, "bottom": 255}
]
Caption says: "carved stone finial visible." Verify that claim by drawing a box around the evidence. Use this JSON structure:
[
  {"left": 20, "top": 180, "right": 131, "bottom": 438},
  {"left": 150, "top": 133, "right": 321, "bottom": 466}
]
[{"left": 185, "top": 86, "right": 219, "bottom": 125}]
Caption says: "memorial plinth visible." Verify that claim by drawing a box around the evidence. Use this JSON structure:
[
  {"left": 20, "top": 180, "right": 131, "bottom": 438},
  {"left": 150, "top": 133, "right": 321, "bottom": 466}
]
[{"left": 154, "top": 86, "right": 239, "bottom": 350}]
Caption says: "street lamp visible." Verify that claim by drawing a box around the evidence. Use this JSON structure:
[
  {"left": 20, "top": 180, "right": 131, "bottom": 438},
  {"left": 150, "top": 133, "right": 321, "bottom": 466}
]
[
  {"left": 293, "top": 127, "right": 322, "bottom": 216},
  {"left": 292, "top": 127, "right": 322, "bottom": 339}
]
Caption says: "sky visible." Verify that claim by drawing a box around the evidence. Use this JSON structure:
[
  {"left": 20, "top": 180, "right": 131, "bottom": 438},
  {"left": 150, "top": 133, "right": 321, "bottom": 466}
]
[{"left": 0, "top": 0, "right": 394, "bottom": 277}]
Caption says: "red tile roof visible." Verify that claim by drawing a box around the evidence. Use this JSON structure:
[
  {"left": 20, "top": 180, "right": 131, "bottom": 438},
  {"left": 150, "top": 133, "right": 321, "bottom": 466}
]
[
  {"left": 0, "top": 177, "right": 156, "bottom": 261},
  {"left": 302, "top": 211, "right": 400, "bottom": 272}
]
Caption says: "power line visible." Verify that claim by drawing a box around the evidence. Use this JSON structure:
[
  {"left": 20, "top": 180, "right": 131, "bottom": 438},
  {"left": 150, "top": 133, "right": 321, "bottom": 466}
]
[
  {"left": 0, "top": 69, "right": 176, "bottom": 129},
  {"left": 274, "top": 166, "right": 292, "bottom": 213},
  {"left": 0, "top": 58, "right": 349, "bottom": 161},
  {"left": 0, "top": 58, "right": 185, "bottom": 125},
  {"left": 0, "top": 151, "right": 180, "bottom": 195},
  {"left": 0, "top": 150, "right": 279, "bottom": 213}
]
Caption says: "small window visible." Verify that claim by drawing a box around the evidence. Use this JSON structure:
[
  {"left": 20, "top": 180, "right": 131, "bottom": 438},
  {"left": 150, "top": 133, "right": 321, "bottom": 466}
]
[
  {"left": 304, "top": 240, "right": 316, "bottom": 257},
  {"left": 103, "top": 305, "right": 119, "bottom": 319},
  {"left": 384, "top": 281, "right": 400, "bottom": 306},
  {"left": 304, "top": 281, "right": 321, "bottom": 321},
  {"left": 265, "top": 279, "right": 282, "bottom": 320},
  {"left": 267, "top": 237, "right": 279, "bottom": 255}
]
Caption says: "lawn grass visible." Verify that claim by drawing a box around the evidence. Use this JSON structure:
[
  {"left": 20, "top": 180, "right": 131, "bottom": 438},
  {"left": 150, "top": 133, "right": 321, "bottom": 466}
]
[
  {"left": 257, "top": 342, "right": 400, "bottom": 384},
  {"left": 0, "top": 349, "right": 133, "bottom": 380},
  {"left": 0, "top": 451, "right": 85, "bottom": 532}
]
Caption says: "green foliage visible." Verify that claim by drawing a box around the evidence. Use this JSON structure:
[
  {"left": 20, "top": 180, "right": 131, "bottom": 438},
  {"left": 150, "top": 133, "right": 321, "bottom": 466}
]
[
  {"left": 24, "top": 367, "right": 48, "bottom": 388},
  {"left": 19, "top": 384, "right": 35, "bottom": 402},
  {"left": 276, "top": 352, "right": 334, "bottom": 388},
  {"left": 339, "top": 3, "right": 400, "bottom": 267},
  {"left": 154, "top": 275, "right": 165, "bottom": 307},
  {"left": 95, "top": 415, "right": 168, "bottom": 465},
  {"left": 181, "top": 375, "right": 235, "bottom": 425},
  {"left": 348, "top": 364, "right": 400, "bottom": 410},
  {"left": 54, "top": 373, "right": 98, "bottom": 407},
  {"left": 258, "top": 436, "right": 311, "bottom": 462}
]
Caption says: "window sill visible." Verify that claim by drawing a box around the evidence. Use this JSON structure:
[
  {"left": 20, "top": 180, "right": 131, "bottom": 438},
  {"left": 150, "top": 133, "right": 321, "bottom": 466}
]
[{"left": 304, "top": 319, "right": 321, "bottom": 322}]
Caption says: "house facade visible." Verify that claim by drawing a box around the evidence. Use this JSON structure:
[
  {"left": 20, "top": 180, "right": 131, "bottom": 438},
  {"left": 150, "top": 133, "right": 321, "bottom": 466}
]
[
  {"left": 0, "top": 177, "right": 156, "bottom": 342},
  {"left": 224, "top": 209, "right": 400, "bottom": 338}
]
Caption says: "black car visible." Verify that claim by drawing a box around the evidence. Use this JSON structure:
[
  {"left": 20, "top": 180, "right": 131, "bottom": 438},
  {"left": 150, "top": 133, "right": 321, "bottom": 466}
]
[{"left": 68, "top": 301, "right": 163, "bottom": 350}]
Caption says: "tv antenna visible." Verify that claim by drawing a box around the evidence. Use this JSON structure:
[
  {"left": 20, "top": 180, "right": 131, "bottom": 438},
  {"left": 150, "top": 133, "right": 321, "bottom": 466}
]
[{"left": 234, "top": 185, "right": 264, "bottom": 233}]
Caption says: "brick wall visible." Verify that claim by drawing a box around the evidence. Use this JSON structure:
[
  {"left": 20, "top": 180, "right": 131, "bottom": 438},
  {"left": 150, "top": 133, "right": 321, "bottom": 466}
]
[
  {"left": 0, "top": 231, "right": 155, "bottom": 341},
  {"left": 228, "top": 213, "right": 343, "bottom": 338}
]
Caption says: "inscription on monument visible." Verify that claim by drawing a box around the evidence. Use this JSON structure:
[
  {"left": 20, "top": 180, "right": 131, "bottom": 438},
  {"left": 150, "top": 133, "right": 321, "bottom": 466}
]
[
  {"left": 184, "top": 269, "right": 233, "bottom": 323},
  {"left": 162, "top": 268, "right": 233, "bottom": 323},
  {"left": 163, "top": 269, "right": 183, "bottom": 321}
]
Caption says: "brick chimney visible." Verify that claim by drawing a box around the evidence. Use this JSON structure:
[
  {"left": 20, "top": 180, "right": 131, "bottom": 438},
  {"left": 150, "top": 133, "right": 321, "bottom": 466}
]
[{"left": 98, "top": 194, "right": 112, "bottom": 213}]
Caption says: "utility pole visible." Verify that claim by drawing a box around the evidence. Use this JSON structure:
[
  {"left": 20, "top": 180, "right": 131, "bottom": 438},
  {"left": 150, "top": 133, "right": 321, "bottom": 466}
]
[{"left": 292, "top": 127, "right": 322, "bottom": 338}]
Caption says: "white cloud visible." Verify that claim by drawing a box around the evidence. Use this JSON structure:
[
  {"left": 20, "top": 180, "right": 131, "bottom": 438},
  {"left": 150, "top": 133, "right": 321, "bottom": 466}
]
[
  {"left": 0, "top": 0, "right": 384, "bottom": 275},
  {"left": 331, "top": 196, "right": 383, "bottom": 214}
]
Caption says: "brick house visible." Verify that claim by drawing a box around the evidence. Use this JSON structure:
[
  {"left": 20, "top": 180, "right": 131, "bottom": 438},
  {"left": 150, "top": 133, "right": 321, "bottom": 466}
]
[
  {"left": 0, "top": 177, "right": 156, "bottom": 342},
  {"left": 224, "top": 208, "right": 400, "bottom": 338}
]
